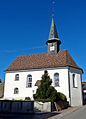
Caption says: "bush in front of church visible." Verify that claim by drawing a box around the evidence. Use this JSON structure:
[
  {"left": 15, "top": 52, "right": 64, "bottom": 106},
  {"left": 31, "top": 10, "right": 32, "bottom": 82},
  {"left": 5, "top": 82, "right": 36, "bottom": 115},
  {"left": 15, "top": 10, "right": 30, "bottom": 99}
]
[
  {"left": 25, "top": 97, "right": 31, "bottom": 101},
  {"left": 33, "top": 70, "right": 67, "bottom": 102},
  {"left": 57, "top": 92, "right": 67, "bottom": 102}
]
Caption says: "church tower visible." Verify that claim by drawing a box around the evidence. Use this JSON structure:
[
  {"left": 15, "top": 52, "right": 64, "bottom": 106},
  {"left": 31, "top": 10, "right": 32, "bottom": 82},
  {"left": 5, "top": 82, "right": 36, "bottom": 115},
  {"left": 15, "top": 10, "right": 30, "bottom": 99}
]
[{"left": 46, "top": 14, "right": 61, "bottom": 55}]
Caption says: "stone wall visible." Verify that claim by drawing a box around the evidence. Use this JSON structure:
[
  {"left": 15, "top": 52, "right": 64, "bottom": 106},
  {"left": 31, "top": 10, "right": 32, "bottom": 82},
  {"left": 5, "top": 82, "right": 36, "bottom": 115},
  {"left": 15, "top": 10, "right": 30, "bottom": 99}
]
[
  {"left": 55, "top": 101, "right": 69, "bottom": 111},
  {"left": 0, "top": 100, "right": 34, "bottom": 113},
  {"left": 34, "top": 101, "right": 56, "bottom": 112}
]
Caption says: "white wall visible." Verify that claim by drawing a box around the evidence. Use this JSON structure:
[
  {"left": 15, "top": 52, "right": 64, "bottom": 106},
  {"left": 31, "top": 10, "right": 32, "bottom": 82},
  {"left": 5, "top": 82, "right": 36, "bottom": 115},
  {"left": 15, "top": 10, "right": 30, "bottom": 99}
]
[
  {"left": 4, "top": 68, "right": 69, "bottom": 101},
  {"left": 69, "top": 67, "right": 83, "bottom": 106}
]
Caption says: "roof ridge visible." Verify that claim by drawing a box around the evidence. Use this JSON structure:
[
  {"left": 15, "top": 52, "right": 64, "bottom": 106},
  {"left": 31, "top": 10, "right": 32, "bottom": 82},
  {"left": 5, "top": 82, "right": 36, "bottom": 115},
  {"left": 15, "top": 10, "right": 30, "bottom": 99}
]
[
  {"left": 17, "top": 50, "right": 67, "bottom": 57},
  {"left": 19, "top": 52, "right": 48, "bottom": 57}
]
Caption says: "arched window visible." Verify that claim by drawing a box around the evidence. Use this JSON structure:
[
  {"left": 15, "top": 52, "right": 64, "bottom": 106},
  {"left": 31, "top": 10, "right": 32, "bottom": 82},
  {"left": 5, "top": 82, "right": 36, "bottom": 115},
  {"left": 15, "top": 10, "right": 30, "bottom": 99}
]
[
  {"left": 54, "top": 73, "right": 59, "bottom": 87},
  {"left": 15, "top": 74, "right": 19, "bottom": 81},
  {"left": 14, "top": 88, "right": 19, "bottom": 94},
  {"left": 26, "top": 75, "right": 32, "bottom": 88}
]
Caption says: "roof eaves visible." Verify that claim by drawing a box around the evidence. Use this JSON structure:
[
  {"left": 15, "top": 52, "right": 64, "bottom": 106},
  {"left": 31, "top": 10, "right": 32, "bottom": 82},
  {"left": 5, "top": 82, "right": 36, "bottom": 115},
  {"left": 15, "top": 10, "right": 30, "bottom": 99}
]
[{"left": 67, "top": 65, "right": 83, "bottom": 74}]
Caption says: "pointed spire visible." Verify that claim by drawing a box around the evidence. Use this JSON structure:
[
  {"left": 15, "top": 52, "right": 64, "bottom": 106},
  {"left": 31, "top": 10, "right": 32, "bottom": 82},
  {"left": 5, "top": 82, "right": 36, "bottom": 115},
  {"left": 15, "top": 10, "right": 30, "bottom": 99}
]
[
  {"left": 46, "top": 15, "right": 61, "bottom": 45},
  {"left": 48, "top": 15, "right": 59, "bottom": 40},
  {"left": 46, "top": 1, "right": 61, "bottom": 55}
]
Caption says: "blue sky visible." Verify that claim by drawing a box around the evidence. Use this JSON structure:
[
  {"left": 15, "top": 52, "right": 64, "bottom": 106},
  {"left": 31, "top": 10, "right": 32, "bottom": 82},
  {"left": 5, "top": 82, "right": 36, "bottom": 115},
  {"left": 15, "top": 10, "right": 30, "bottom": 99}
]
[{"left": 0, "top": 0, "right": 86, "bottom": 81}]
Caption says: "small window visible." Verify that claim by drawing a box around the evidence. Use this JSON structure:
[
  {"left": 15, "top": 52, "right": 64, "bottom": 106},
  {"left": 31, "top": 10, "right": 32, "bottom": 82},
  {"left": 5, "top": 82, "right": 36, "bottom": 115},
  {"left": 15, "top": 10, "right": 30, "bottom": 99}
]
[
  {"left": 72, "top": 74, "right": 78, "bottom": 88},
  {"left": 14, "top": 88, "right": 19, "bottom": 94},
  {"left": 15, "top": 74, "right": 19, "bottom": 81},
  {"left": 54, "top": 73, "right": 59, "bottom": 87},
  {"left": 26, "top": 75, "right": 32, "bottom": 88}
]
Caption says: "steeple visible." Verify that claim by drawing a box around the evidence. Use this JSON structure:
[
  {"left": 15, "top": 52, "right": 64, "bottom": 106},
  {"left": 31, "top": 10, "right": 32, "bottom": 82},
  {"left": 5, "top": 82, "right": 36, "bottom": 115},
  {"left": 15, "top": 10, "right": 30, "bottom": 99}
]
[
  {"left": 48, "top": 15, "right": 59, "bottom": 41},
  {"left": 46, "top": 15, "right": 61, "bottom": 55}
]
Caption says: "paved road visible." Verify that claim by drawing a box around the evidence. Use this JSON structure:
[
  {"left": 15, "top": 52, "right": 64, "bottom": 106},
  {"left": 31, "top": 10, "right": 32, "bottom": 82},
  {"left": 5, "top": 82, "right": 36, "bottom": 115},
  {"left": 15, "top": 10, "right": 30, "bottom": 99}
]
[
  {"left": 0, "top": 112, "right": 58, "bottom": 119},
  {"left": 0, "top": 106, "right": 86, "bottom": 119},
  {"left": 0, "top": 113, "right": 34, "bottom": 119},
  {"left": 61, "top": 105, "right": 86, "bottom": 119}
]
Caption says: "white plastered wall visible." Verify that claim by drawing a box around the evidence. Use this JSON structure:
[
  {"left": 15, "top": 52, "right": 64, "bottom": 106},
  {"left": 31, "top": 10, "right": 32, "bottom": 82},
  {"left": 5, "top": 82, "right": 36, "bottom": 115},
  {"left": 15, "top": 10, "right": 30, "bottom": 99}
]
[
  {"left": 4, "top": 68, "right": 69, "bottom": 101},
  {"left": 69, "top": 67, "right": 83, "bottom": 106}
]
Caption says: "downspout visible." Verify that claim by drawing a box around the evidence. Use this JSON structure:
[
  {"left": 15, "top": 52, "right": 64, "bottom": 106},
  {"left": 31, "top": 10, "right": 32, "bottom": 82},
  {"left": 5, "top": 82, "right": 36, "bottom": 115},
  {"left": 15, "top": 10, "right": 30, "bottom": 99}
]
[
  {"left": 68, "top": 67, "right": 71, "bottom": 106},
  {"left": 81, "top": 73, "right": 83, "bottom": 105}
]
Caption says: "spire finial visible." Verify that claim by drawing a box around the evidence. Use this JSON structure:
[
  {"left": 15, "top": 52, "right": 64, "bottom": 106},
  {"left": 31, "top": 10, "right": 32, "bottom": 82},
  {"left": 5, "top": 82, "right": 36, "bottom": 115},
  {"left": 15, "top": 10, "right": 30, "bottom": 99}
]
[{"left": 52, "top": 0, "right": 55, "bottom": 17}]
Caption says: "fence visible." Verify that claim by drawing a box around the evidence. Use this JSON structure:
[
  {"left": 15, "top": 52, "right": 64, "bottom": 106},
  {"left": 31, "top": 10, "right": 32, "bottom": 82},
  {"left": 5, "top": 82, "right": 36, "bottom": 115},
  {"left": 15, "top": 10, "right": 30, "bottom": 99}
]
[{"left": 0, "top": 100, "right": 34, "bottom": 113}]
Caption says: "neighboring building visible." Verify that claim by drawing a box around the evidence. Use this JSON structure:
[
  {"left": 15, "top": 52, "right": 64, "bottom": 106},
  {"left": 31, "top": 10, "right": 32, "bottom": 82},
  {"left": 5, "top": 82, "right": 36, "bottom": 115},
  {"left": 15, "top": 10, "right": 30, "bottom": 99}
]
[
  {"left": 82, "top": 82, "right": 86, "bottom": 101},
  {"left": 4, "top": 14, "right": 83, "bottom": 106},
  {"left": 0, "top": 81, "right": 5, "bottom": 98}
]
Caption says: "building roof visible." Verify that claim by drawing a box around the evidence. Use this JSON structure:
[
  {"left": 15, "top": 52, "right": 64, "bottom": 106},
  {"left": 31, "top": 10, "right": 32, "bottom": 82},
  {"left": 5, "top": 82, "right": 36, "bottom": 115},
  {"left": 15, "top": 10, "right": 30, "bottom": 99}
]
[
  {"left": 46, "top": 15, "right": 61, "bottom": 45},
  {"left": 35, "top": 80, "right": 41, "bottom": 86},
  {"left": 49, "top": 15, "right": 58, "bottom": 40},
  {"left": 5, "top": 50, "right": 83, "bottom": 72}
]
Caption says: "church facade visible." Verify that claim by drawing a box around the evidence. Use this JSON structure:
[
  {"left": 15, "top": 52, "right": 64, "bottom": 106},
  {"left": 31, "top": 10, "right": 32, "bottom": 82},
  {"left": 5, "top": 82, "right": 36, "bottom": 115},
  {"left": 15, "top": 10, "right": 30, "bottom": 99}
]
[{"left": 4, "top": 15, "right": 83, "bottom": 106}]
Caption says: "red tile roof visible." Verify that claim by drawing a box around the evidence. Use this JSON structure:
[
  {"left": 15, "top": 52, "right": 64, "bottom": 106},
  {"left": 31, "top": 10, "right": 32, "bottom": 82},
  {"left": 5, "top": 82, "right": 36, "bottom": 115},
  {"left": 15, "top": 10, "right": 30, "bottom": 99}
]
[
  {"left": 35, "top": 80, "right": 41, "bottom": 86},
  {"left": 5, "top": 50, "right": 83, "bottom": 72}
]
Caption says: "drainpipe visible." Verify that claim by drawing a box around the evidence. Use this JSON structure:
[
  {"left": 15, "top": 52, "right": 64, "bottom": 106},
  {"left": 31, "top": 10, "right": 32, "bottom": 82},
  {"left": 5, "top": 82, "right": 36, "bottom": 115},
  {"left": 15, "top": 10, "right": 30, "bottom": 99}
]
[{"left": 68, "top": 66, "right": 71, "bottom": 106}]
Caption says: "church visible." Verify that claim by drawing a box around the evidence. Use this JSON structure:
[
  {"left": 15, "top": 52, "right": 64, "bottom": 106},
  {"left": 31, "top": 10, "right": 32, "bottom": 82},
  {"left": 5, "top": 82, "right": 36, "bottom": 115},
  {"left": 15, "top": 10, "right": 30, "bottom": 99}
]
[{"left": 4, "top": 14, "right": 83, "bottom": 106}]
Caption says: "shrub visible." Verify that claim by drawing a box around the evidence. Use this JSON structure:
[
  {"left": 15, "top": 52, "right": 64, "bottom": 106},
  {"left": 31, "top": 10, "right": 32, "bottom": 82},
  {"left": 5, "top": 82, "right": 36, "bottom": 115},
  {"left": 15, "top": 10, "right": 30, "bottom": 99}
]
[
  {"left": 25, "top": 97, "right": 31, "bottom": 101},
  {"left": 46, "top": 86, "right": 58, "bottom": 101},
  {"left": 57, "top": 92, "right": 67, "bottom": 101},
  {"left": 4, "top": 99, "right": 10, "bottom": 101},
  {"left": 11, "top": 99, "right": 23, "bottom": 101}
]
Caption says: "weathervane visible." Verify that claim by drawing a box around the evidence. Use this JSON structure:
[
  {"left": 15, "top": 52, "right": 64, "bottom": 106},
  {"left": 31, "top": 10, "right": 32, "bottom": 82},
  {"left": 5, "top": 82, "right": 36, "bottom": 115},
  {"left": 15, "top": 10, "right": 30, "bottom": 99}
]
[{"left": 52, "top": 0, "right": 55, "bottom": 17}]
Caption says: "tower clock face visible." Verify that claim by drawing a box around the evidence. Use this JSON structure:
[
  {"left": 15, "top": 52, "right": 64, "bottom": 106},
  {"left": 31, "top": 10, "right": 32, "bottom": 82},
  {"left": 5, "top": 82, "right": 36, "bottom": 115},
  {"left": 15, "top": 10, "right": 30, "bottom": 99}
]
[{"left": 50, "top": 46, "right": 55, "bottom": 51}]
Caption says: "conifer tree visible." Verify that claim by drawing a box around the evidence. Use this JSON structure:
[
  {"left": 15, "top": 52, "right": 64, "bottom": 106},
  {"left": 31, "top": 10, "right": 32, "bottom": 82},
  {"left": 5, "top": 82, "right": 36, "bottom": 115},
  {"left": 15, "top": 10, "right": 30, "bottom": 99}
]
[{"left": 34, "top": 70, "right": 58, "bottom": 101}]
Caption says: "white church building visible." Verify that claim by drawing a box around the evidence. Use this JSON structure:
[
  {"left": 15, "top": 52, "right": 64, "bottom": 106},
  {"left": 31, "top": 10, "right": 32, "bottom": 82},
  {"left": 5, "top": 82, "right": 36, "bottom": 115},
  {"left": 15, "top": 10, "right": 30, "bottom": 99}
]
[{"left": 4, "top": 14, "right": 83, "bottom": 106}]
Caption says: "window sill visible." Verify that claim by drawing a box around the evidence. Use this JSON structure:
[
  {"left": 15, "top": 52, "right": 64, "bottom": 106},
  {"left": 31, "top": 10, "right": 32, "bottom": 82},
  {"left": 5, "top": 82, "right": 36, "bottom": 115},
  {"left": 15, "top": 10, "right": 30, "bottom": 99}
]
[
  {"left": 55, "top": 86, "right": 60, "bottom": 87},
  {"left": 73, "top": 87, "right": 78, "bottom": 88},
  {"left": 26, "top": 87, "right": 32, "bottom": 88}
]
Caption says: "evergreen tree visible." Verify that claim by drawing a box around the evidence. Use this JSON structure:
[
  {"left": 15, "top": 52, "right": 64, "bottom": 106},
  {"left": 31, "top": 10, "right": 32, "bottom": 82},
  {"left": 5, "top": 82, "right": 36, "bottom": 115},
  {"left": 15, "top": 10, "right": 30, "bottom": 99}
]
[{"left": 34, "top": 70, "right": 58, "bottom": 101}]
